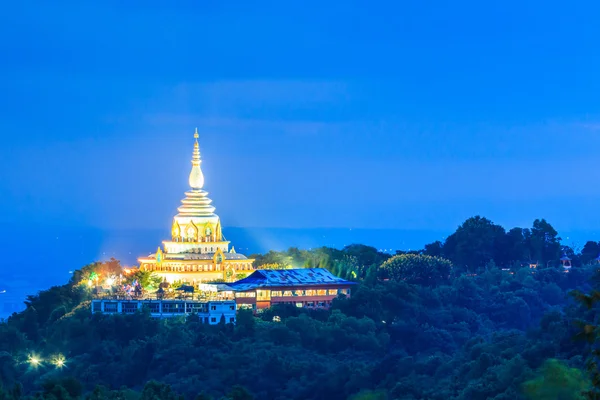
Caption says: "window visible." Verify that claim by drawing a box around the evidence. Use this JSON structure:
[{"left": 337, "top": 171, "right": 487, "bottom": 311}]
[
  {"left": 271, "top": 291, "right": 283, "bottom": 297},
  {"left": 317, "top": 289, "right": 326, "bottom": 296},
  {"left": 295, "top": 302, "right": 303, "bottom": 308},
  {"left": 229, "top": 305, "right": 235, "bottom": 310},
  {"left": 229, "top": 317, "right": 235, "bottom": 323},
  {"left": 122, "top": 302, "right": 138, "bottom": 314},
  {"left": 328, "top": 289, "right": 338, "bottom": 296},
  {"left": 211, "top": 305, "right": 216, "bottom": 310},
  {"left": 294, "top": 290, "right": 304, "bottom": 296},
  {"left": 163, "top": 302, "right": 185, "bottom": 313},
  {"left": 305, "top": 290, "right": 316, "bottom": 296},
  {"left": 104, "top": 302, "right": 118, "bottom": 313},
  {"left": 283, "top": 291, "right": 293, "bottom": 297},
  {"left": 92, "top": 302, "right": 101, "bottom": 312},
  {"left": 147, "top": 303, "right": 160, "bottom": 313},
  {"left": 187, "top": 303, "right": 204, "bottom": 313},
  {"left": 257, "top": 290, "right": 271, "bottom": 301},
  {"left": 211, "top": 317, "right": 216, "bottom": 323},
  {"left": 235, "top": 292, "right": 256, "bottom": 298}
]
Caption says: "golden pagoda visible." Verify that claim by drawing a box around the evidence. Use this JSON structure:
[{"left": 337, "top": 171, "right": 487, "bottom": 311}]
[{"left": 138, "top": 129, "right": 254, "bottom": 284}]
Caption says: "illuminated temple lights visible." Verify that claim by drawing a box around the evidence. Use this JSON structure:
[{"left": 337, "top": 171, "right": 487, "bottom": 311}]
[{"left": 138, "top": 129, "right": 255, "bottom": 284}]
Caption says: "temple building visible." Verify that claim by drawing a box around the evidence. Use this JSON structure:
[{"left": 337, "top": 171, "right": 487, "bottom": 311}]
[
  {"left": 202, "top": 268, "right": 356, "bottom": 311},
  {"left": 138, "top": 130, "right": 254, "bottom": 284}
]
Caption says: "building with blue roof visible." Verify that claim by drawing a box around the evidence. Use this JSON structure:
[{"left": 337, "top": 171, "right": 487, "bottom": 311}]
[{"left": 210, "top": 268, "right": 355, "bottom": 311}]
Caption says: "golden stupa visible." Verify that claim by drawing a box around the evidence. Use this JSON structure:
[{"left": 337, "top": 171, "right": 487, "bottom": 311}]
[{"left": 138, "top": 129, "right": 254, "bottom": 283}]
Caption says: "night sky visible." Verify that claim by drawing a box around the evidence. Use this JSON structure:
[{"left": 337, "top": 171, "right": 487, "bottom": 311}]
[{"left": 2, "top": 1, "right": 600, "bottom": 236}]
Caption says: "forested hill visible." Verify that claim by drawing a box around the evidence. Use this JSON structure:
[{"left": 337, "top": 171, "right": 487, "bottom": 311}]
[{"left": 1, "top": 216, "right": 599, "bottom": 400}]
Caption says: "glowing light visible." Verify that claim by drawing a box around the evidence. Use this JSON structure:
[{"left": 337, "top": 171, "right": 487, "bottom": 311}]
[
  {"left": 52, "top": 355, "right": 66, "bottom": 368},
  {"left": 105, "top": 277, "right": 115, "bottom": 286},
  {"left": 87, "top": 280, "right": 92, "bottom": 287},
  {"left": 28, "top": 355, "right": 41, "bottom": 367}
]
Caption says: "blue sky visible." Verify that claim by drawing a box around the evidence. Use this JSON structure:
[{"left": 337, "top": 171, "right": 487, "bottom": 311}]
[{"left": 2, "top": 1, "right": 600, "bottom": 233}]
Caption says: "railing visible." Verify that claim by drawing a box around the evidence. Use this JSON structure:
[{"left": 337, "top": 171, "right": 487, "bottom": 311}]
[{"left": 92, "top": 293, "right": 234, "bottom": 302}]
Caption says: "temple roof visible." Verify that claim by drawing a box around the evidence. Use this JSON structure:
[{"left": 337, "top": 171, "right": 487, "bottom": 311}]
[
  {"left": 150, "top": 252, "right": 248, "bottom": 261},
  {"left": 174, "top": 129, "right": 218, "bottom": 223},
  {"left": 224, "top": 268, "right": 356, "bottom": 291},
  {"left": 189, "top": 128, "right": 204, "bottom": 190}
]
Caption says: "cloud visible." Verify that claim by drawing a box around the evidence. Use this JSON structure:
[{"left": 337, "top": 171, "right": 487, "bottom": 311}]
[
  {"left": 574, "top": 122, "right": 600, "bottom": 132},
  {"left": 172, "top": 80, "right": 351, "bottom": 106},
  {"left": 136, "top": 79, "right": 358, "bottom": 123},
  {"left": 142, "top": 114, "right": 348, "bottom": 138}
]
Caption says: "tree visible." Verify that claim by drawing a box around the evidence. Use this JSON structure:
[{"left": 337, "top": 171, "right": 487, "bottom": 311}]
[
  {"left": 226, "top": 385, "right": 254, "bottom": 400},
  {"left": 528, "top": 219, "right": 561, "bottom": 267},
  {"left": 580, "top": 241, "right": 600, "bottom": 265},
  {"left": 379, "top": 254, "right": 453, "bottom": 286},
  {"left": 41, "top": 377, "right": 83, "bottom": 400},
  {"left": 251, "top": 250, "right": 294, "bottom": 269},
  {"left": 522, "top": 359, "right": 589, "bottom": 400},
  {"left": 348, "top": 390, "right": 388, "bottom": 400},
  {"left": 342, "top": 244, "right": 390, "bottom": 268},
  {"left": 140, "top": 381, "right": 183, "bottom": 400},
  {"left": 442, "top": 216, "right": 507, "bottom": 270},
  {"left": 505, "top": 227, "right": 531, "bottom": 263},
  {"left": 126, "top": 270, "right": 162, "bottom": 291},
  {"left": 423, "top": 241, "right": 443, "bottom": 257},
  {"left": 572, "top": 288, "right": 600, "bottom": 398}
]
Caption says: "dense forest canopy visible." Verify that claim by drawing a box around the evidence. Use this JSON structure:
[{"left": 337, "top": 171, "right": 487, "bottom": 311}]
[{"left": 1, "top": 216, "right": 600, "bottom": 399}]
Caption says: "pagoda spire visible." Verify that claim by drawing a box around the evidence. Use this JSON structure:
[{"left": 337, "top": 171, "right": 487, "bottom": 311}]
[{"left": 188, "top": 128, "right": 205, "bottom": 189}]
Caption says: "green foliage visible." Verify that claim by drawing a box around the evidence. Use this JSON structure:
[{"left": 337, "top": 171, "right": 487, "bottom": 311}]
[
  {"left": 140, "top": 381, "right": 183, "bottom": 400},
  {"left": 71, "top": 258, "right": 123, "bottom": 287},
  {"left": 348, "top": 390, "right": 388, "bottom": 400},
  {"left": 235, "top": 273, "right": 248, "bottom": 280},
  {"left": 443, "top": 216, "right": 507, "bottom": 270},
  {"left": 126, "top": 270, "right": 162, "bottom": 291},
  {"left": 429, "top": 217, "right": 565, "bottom": 271},
  {"left": 226, "top": 385, "right": 254, "bottom": 400},
  {"left": 4, "top": 216, "right": 600, "bottom": 400},
  {"left": 380, "top": 254, "right": 453, "bottom": 286},
  {"left": 522, "top": 359, "right": 589, "bottom": 400},
  {"left": 580, "top": 242, "right": 600, "bottom": 265},
  {"left": 85, "top": 385, "right": 139, "bottom": 400},
  {"left": 40, "top": 377, "right": 83, "bottom": 400},
  {"left": 250, "top": 244, "right": 390, "bottom": 281}
]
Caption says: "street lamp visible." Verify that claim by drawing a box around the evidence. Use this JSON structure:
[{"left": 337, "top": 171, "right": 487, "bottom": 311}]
[
  {"left": 28, "top": 355, "right": 41, "bottom": 367},
  {"left": 52, "top": 355, "right": 66, "bottom": 369}
]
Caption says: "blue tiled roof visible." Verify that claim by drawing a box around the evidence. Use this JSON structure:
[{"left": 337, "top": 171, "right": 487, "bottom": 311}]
[{"left": 225, "top": 268, "right": 355, "bottom": 291}]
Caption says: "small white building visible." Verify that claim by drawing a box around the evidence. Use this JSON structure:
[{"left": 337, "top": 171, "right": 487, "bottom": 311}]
[{"left": 91, "top": 299, "right": 236, "bottom": 325}]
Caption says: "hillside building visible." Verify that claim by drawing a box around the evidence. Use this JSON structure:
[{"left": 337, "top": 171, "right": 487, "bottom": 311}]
[{"left": 204, "top": 268, "right": 355, "bottom": 311}]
